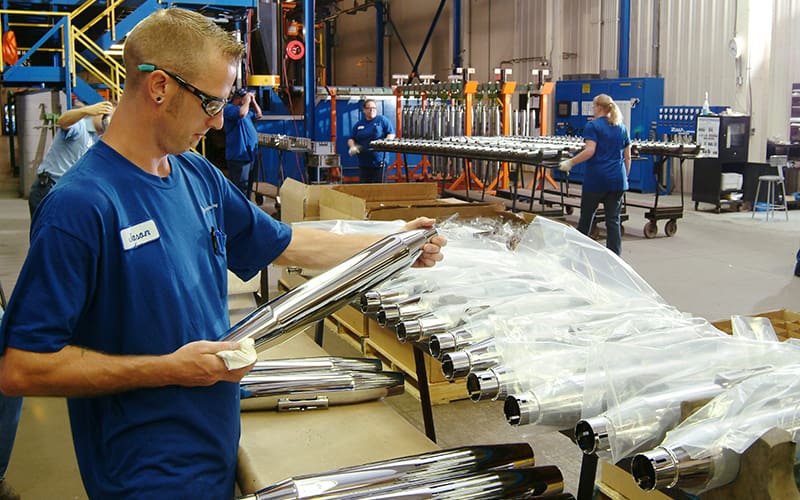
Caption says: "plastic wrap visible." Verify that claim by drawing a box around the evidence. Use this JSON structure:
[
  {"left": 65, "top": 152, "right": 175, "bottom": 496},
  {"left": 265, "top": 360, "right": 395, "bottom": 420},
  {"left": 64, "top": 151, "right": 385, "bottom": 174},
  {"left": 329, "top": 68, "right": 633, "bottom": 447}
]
[
  {"left": 631, "top": 364, "right": 800, "bottom": 493},
  {"left": 514, "top": 216, "right": 665, "bottom": 305},
  {"left": 730, "top": 315, "right": 779, "bottom": 342},
  {"left": 579, "top": 337, "right": 800, "bottom": 463}
]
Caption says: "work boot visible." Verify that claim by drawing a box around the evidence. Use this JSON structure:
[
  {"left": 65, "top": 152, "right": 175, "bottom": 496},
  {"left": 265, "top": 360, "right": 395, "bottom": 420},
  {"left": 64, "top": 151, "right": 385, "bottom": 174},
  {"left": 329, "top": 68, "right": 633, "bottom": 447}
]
[{"left": 0, "top": 480, "right": 20, "bottom": 500}]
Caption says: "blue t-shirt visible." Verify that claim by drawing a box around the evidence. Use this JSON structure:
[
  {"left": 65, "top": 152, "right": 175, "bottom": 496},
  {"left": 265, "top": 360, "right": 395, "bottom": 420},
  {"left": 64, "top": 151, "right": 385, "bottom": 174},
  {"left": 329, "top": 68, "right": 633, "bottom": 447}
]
[
  {"left": 582, "top": 117, "right": 631, "bottom": 192},
  {"left": 351, "top": 114, "right": 395, "bottom": 168},
  {"left": 223, "top": 104, "right": 258, "bottom": 162},
  {"left": 0, "top": 141, "right": 291, "bottom": 498},
  {"left": 37, "top": 117, "right": 99, "bottom": 181}
]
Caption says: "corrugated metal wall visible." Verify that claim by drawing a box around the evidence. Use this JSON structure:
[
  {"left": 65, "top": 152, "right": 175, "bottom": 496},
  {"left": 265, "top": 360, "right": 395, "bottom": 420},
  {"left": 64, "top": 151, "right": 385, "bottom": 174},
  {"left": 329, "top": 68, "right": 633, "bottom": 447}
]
[{"left": 332, "top": 0, "right": 799, "bottom": 173}]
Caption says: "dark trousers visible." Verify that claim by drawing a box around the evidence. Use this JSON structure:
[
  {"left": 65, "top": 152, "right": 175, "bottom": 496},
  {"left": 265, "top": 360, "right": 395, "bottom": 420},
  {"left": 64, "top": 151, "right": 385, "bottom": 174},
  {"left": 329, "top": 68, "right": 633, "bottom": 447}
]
[
  {"left": 577, "top": 190, "right": 624, "bottom": 255},
  {"left": 795, "top": 249, "right": 800, "bottom": 277},
  {"left": 28, "top": 172, "right": 56, "bottom": 217},
  {"left": 227, "top": 160, "right": 253, "bottom": 198},
  {"left": 359, "top": 167, "right": 384, "bottom": 184}
]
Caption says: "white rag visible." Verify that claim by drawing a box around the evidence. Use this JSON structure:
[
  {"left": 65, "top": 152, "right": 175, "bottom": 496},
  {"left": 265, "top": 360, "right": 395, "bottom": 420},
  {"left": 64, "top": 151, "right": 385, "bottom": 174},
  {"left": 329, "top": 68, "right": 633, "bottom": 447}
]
[{"left": 216, "top": 337, "right": 257, "bottom": 370}]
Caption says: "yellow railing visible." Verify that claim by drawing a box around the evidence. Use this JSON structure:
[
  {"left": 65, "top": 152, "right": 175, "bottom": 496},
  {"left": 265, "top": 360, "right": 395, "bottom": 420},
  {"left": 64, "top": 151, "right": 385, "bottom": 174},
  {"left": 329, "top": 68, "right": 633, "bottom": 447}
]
[
  {"left": 0, "top": 9, "right": 70, "bottom": 73},
  {"left": 70, "top": 25, "right": 125, "bottom": 101}
]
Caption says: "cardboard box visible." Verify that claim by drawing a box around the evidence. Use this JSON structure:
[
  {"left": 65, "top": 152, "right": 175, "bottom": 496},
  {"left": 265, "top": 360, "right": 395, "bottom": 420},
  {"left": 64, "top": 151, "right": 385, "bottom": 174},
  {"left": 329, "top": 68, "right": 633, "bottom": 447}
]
[
  {"left": 279, "top": 178, "right": 327, "bottom": 223},
  {"left": 712, "top": 309, "right": 800, "bottom": 341},
  {"left": 318, "top": 182, "right": 508, "bottom": 222}
]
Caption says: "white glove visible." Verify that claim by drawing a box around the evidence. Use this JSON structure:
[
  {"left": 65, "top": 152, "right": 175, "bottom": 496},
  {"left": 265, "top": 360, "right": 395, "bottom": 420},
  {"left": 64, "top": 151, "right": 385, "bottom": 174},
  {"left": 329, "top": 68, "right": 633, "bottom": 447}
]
[
  {"left": 216, "top": 337, "right": 257, "bottom": 370},
  {"left": 348, "top": 145, "right": 361, "bottom": 156},
  {"left": 558, "top": 159, "right": 574, "bottom": 172}
]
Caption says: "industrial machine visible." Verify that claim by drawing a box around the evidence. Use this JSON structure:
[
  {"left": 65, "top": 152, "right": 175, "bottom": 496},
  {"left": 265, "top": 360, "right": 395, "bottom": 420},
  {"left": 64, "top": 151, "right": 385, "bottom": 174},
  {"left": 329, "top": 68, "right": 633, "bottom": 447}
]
[{"left": 691, "top": 114, "right": 752, "bottom": 212}]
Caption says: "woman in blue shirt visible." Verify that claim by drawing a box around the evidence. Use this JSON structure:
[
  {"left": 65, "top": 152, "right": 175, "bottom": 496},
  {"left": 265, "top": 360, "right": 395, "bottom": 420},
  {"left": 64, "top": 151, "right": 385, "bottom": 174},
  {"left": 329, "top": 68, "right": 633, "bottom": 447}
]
[
  {"left": 559, "top": 94, "right": 631, "bottom": 255},
  {"left": 347, "top": 99, "right": 396, "bottom": 183}
]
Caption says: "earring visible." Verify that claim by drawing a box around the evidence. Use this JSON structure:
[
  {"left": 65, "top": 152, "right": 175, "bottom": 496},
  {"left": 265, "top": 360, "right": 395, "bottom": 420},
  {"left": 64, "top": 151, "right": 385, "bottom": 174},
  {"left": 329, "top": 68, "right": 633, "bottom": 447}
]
[{"left": 156, "top": 96, "right": 163, "bottom": 103}]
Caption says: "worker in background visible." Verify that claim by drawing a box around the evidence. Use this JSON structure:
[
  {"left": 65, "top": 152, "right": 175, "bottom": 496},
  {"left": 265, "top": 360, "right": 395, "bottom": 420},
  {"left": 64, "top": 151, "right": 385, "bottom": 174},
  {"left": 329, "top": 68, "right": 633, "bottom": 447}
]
[
  {"left": 28, "top": 100, "right": 114, "bottom": 216},
  {"left": 559, "top": 93, "right": 631, "bottom": 256},
  {"left": 223, "top": 87, "right": 261, "bottom": 198},
  {"left": 347, "top": 99, "right": 395, "bottom": 183},
  {"left": 0, "top": 8, "right": 445, "bottom": 499}
]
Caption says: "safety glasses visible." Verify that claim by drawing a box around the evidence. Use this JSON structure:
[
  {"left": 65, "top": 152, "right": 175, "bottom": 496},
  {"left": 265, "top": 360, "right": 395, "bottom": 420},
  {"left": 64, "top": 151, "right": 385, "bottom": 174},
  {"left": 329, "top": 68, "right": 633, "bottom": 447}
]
[{"left": 138, "top": 63, "right": 229, "bottom": 117}]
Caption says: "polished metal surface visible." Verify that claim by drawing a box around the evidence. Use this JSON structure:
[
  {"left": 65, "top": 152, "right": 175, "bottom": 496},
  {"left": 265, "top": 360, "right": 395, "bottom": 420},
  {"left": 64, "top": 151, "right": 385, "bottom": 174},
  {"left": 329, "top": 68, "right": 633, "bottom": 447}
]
[
  {"left": 396, "top": 315, "right": 451, "bottom": 344},
  {"left": 441, "top": 338, "right": 500, "bottom": 380},
  {"left": 239, "top": 371, "right": 405, "bottom": 412},
  {"left": 250, "top": 357, "right": 382, "bottom": 374},
  {"left": 335, "top": 466, "right": 564, "bottom": 500},
  {"left": 223, "top": 228, "right": 436, "bottom": 351},
  {"left": 246, "top": 444, "right": 536, "bottom": 499}
]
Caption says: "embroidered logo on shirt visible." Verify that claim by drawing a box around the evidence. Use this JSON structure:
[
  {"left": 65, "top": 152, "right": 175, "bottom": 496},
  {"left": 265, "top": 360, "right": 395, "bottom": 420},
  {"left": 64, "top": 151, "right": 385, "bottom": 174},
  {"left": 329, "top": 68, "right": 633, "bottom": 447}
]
[{"left": 120, "top": 220, "right": 160, "bottom": 250}]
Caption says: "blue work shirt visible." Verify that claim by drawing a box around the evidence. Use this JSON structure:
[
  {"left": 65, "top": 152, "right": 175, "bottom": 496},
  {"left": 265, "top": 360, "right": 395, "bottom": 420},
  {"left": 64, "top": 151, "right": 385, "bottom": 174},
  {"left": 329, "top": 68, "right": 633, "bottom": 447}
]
[
  {"left": 351, "top": 114, "right": 395, "bottom": 168},
  {"left": 223, "top": 103, "right": 258, "bottom": 162},
  {"left": 582, "top": 117, "right": 631, "bottom": 192},
  {"left": 1, "top": 141, "right": 292, "bottom": 498},
  {"left": 37, "top": 117, "right": 99, "bottom": 181}
]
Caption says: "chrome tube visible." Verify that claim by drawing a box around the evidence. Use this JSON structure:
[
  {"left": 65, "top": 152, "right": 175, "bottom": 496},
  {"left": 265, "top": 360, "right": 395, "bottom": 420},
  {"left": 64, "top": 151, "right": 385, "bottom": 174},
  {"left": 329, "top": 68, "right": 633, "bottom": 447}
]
[
  {"left": 504, "top": 379, "right": 584, "bottom": 429},
  {"left": 397, "top": 315, "right": 451, "bottom": 344},
  {"left": 467, "top": 365, "right": 515, "bottom": 401},
  {"left": 441, "top": 338, "right": 500, "bottom": 380},
  {"left": 574, "top": 381, "right": 728, "bottom": 458},
  {"left": 337, "top": 466, "right": 564, "bottom": 500},
  {"left": 429, "top": 321, "right": 492, "bottom": 359},
  {"left": 223, "top": 228, "right": 437, "bottom": 351},
  {"left": 244, "top": 444, "right": 536, "bottom": 499},
  {"left": 239, "top": 371, "right": 405, "bottom": 411},
  {"left": 250, "top": 357, "right": 382, "bottom": 374},
  {"left": 631, "top": 404, "right": 800, "bottom": 492}
]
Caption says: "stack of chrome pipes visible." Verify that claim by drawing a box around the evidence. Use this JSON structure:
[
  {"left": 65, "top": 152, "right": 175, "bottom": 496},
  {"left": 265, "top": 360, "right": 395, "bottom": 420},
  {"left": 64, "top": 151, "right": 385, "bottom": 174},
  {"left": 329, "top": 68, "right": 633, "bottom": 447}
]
[
  {"left": 238, "top": 443, "right": 572, "bottom": 500},
  {"left": 357, "top": 215, "right": 800, "bottom": 496}
]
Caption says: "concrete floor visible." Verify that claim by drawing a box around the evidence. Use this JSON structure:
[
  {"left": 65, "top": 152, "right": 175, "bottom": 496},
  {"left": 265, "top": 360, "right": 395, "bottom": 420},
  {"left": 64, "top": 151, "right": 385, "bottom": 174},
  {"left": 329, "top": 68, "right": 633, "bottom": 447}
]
[{"left": 1, "top": 162, "right": 799, "bottom": 498}]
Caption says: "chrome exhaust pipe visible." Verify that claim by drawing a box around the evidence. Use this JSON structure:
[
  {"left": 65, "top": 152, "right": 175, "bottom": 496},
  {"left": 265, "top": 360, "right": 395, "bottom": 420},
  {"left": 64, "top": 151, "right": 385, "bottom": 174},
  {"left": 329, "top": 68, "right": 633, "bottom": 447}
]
[
  {"left": 429, "top": 321, "right": 493, "bottom": 359},
  {"left": 467, "top": 365, "right": 516, "bottom": 402},
  {"left": 504, "top": 381, "right": 583, "bottom": 429},
  {"left": 337, "top": 466, "right": 564, "bottom": 500},
  {"left": 440, "top": 338, "right": 500, "bottom": 380},
  {"left": 242, "top": 443, "right": 536, "bottom": 499},
  {"left": 240, "top": 371, "right": 405, "bottom": 412},
  {"left": 397, "top": 315, "right": 451, "bottom": 344},
  {"left": 223, "top": 228, "right": 437, "bottom": 351},
  {"left": 378, "top": 300, "right": 427, "bottom": 327},
  {"left": 250, "top": 357, "right": 382, "bottom": 374}
]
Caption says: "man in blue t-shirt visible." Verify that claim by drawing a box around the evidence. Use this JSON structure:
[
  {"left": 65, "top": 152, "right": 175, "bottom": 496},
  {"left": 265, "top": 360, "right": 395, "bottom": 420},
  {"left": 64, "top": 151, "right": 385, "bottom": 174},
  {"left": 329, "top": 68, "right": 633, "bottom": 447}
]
[
  {"left": 347, "top": 99, "right": 396, "bottom": 183},
  {"left": 28, "top": 100, "right": 113, "bottom": 216},
  {"left": 223, "top": 88, "right": 261, "bottom": 197},
  {"left": 0, "top": 9, "right": 445, "bottom": 500}
]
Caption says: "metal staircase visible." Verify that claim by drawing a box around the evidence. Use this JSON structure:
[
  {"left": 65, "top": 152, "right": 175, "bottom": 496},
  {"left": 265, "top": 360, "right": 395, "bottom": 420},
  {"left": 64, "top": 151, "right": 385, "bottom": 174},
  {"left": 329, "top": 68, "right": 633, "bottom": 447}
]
[{"left": 1, "top": 0, "right": 254, "bottom": 106}]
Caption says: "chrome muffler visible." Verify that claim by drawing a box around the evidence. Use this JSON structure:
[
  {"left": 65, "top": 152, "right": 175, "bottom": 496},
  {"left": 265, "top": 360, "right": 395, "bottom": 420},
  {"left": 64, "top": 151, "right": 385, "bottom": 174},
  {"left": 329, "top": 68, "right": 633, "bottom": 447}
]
[{"left": 223, "top": 228, "right": 437, "bottom": 350}]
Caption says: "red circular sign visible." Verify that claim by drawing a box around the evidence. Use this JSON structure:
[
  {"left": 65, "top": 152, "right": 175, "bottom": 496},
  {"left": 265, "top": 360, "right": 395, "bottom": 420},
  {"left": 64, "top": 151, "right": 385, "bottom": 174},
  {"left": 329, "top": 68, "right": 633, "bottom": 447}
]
[{"left": 286, "top": 40, "right": 305, "bottom": 61}]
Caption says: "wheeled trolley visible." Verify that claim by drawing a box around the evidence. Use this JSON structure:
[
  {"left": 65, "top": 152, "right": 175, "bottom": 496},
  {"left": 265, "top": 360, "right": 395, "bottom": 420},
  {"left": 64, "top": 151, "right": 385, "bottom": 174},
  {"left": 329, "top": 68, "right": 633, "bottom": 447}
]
[{"left": 624, "top": 148, "right": 697, "bottom": 238}]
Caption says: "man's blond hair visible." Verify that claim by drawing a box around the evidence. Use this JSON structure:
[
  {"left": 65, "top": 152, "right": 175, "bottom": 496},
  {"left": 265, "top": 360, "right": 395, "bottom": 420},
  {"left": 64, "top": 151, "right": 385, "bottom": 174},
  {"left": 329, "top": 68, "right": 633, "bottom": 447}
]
[{"left": 123, "top": 8, "right": 244, "bottom": 88}]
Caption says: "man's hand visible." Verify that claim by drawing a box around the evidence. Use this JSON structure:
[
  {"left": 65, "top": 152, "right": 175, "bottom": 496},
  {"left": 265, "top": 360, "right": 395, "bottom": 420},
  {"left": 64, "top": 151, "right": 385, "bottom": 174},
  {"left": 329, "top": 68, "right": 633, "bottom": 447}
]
[
  {"left": 558, "top": 159, "right": 574, "bottom": 172},
  {"left": 167, "top": 340, "right": 255, "bottom": 386},
  {"left": 86, "top": 101, "right": 114, "bottom": 116},
  {"left": 403, "top": 217, "right": 447, "bottom": 268},
  {"left": 348, "top": 145, "right": 361, "bottom": 156}
]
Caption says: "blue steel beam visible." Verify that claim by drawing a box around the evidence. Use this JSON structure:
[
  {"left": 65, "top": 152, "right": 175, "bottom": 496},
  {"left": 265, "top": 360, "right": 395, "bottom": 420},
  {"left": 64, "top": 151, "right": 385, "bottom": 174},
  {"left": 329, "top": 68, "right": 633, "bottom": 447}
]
[
  {"left": 410, "top": 0, "right": 446, "bottom": 79},
  {"left": 618, "top": 0, "right": 630, "bottom": 78},
  {"left": 375, "top": 0, "right": 384, "bottom": 86},
  {"left": 452, "top": 0, "right": 461, "bottom": 69},
  {"left": 304, "top": 0, "right": 315, "bottom": 140}
]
